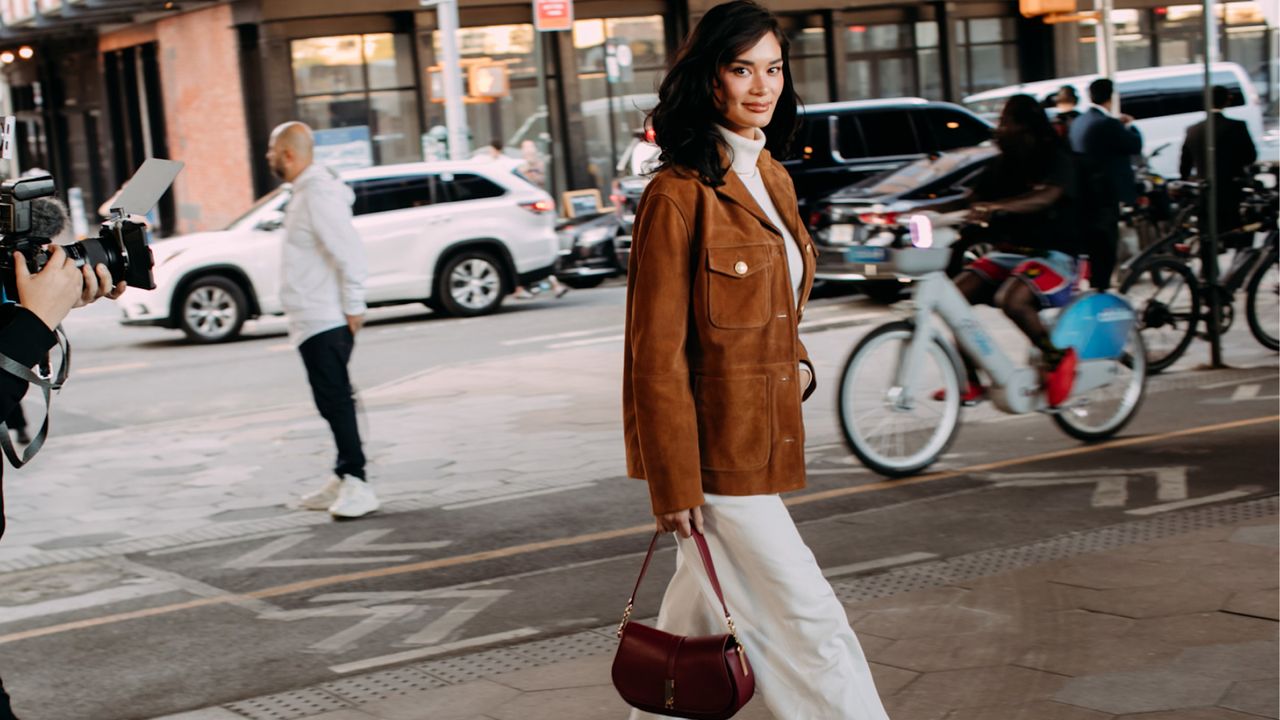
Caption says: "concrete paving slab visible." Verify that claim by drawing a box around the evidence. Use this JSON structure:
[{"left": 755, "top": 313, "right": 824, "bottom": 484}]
[
  {"left": 1126, "top": 612, "right": 1277, "bottom": 647},
  {"left": 1223, "top": 588, "right": 1280, "bottom": 620},
  {"left": 1077, "top": 582, "right": 1234, "bottom": 618},
  {"left": 1053, "top": 668, "right": 1234, "bottom": 715},
  {"left": 1218, "top": 679, "right": 1280, "bottom": 719},
  {"left": 1171, "top": 640, "right": 1280, "bottom": 681},
  {"left": 944, "top": 700, "right": 1115, "bottom": 720},
  {"left": 1015, "top": 633, "right": 1184, "bottom": 677},
  {"left": 485, "top": 684, "right": 628, "bottom": 720},
  {"left": 890, "top": 666, "right": 1067, "bottom": 709}
]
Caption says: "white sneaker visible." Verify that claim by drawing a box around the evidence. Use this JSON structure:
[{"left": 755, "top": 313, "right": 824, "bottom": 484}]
[
  {"left": 329, "top": 478, "right": 379, "bottom": 519},
  {"left": 300, "top": 475, "right": 342, "bottom": 511}
]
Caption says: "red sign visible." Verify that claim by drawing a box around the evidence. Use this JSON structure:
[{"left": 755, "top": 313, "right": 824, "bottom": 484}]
[{"left": 534, "top": 0, "right": 573, "bottom": 32}]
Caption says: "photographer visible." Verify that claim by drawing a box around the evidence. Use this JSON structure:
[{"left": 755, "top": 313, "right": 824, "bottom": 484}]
[{"left": 0, "top": 246, "right": 122, "bottom": 720}]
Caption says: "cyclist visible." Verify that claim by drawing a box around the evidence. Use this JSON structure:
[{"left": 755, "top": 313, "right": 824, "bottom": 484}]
[{"left": 945, "top": 94, "right": 1081, "bottom": 407}]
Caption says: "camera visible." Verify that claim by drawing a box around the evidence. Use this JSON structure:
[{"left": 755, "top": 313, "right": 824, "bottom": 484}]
[{"left": 0, "top": 174, "right": 156, "bottom": 300}]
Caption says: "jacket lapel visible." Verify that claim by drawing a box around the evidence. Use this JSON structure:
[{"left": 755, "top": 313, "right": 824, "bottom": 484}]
[
  {"left": 761, "top": 155, "right": 815, "bottom": 315},
  {"left": 710, "top": 147, "right": 816, "bottom": 316}
]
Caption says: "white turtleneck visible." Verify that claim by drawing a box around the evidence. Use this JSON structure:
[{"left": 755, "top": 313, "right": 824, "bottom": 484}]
[{"left": 716, "top": 124, "right": 804, "bottom": 309}]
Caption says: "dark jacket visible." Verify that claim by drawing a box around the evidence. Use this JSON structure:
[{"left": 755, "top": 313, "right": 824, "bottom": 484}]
[
  {"left": 0, "top": 304, "right": 57, "bottom": 539},
  {"left": 623, "top": 152, "right": 817, "bottom": 516},
  {"left": 1180, "top": 112, "right": 1258, "bottom": 229},
  {"left": 1069, "top": 107, "right": 1143, "bottom": 205}
]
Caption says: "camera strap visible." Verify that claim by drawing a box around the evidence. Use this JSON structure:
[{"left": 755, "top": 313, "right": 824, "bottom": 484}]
[{"left": 0, "top": 325, "right": 70, "bottom": 468}]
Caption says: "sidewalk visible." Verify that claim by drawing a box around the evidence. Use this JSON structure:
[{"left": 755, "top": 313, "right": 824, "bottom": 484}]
[{"left": 154, "top": 499, "right": 1279, "bottom": 720}]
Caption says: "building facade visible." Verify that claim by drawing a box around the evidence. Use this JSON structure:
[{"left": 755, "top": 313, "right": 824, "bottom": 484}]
[{"left": 0, "top": 0, "right": 1273, "bottom": 237}]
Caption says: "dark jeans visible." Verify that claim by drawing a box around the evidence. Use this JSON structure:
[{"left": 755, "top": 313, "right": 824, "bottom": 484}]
[
  {"left": 1, "top": 675, "right": 17, "bottom": 720},
  {"left": 299, "top": 326, "right": 365, "bottom": 480},
  {"left": 1088, "top": 201, "right": 1120, "bottom": 291}
]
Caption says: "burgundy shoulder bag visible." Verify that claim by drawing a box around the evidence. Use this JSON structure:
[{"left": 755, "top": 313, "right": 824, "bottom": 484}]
[{"left": 611, "top": 530, "right": 755, "bottom": 719}]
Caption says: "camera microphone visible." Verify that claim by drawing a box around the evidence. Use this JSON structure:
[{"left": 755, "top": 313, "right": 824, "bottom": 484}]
[{"left": 28, "top": 197, "right": 69, "bottom": 242}]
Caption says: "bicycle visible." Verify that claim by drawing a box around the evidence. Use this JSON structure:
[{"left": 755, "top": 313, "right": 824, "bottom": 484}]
[
  {"left": 1119, "top": 167, "right": 1279, "bottom": 372},
  {"left": 837, "top": 213, "right": 1147, "bottom": 477}
]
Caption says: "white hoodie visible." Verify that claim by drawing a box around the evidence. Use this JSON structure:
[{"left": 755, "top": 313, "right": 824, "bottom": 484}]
[{"left": 280, "top": 163, "right": 368, "bottom": 346}]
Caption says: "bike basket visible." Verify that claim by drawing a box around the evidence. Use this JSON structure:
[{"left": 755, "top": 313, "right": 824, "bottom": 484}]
[{"left": 841, "top": 247, "right": 950, "bottom": 277}]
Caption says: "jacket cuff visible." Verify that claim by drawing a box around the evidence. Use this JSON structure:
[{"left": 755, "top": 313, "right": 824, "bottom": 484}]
[
  {"left": 5, "top": 307, "right": 57, "bottom": 367},
  {"left": 647, "top": 480, "right": 705, "bottom": 517}
]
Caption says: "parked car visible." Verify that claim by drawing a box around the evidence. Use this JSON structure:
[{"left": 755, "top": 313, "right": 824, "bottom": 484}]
[
  {"left": 117, "top": 161, "right": 560, "bottom": 343},
  {"left": 554, "top": 210, "right": 624, "bottom": 289},
  {"left": 607, "top": 99, "right": 994, "bottom": 273},
  {"left": 964, "top": 62, "right": 1265, "bottom": 181},
  {"left": 812, "top": 145, "right": 999, "bottom": 302},
  {"left": 782, "top": 98, "right": 993, "bottom": 222}
]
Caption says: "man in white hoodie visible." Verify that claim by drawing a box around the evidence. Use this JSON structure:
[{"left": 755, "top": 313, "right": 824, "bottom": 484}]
[{"left": 267, "top": 122, "right": 378, "bottom": 519}]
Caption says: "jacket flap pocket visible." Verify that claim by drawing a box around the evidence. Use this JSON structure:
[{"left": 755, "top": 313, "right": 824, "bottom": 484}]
[{"left": 707, "top": 245, "right": 770, "bottom": 279}]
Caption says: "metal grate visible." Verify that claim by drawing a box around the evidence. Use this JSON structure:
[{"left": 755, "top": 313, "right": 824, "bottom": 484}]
[
  {"left": 318, "top": 666, "right": 446, "bottom": 704},
  {"left": 223, "top": 688, "right": 348, "bottom": 720},
  {"left": 184, "top": 496, "right": 1278, "bottom": 720}
]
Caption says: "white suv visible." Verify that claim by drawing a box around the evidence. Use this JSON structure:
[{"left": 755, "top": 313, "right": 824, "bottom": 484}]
[
  {"left": 118, "top": 160, "right": 559, "bottom": 343},
  {"left": 964, "top": 63, "right": 1265, "bottom": 181}
]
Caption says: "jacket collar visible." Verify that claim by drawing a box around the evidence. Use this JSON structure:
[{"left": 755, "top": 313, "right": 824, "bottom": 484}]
[{"left": 711, "top": 145, "right": 806, "bottom": 243}]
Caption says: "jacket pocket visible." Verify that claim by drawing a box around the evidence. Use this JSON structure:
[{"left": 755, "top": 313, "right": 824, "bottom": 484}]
[
  {"left": 705, "top": 245, "right": 772, "bottom": 329},
  {"left": 694, "top": 374, "right": 772, "bottom": 472}
]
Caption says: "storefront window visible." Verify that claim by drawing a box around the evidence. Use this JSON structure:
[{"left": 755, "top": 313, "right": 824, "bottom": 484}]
[
  {"left": 844, "top": 22, "right": 918, "bottom": 100},
  {"left": 1076, "top": 10, "right": 1153, "bottom": 74},
  {"left": 572, "top": 15, "right": 667, "bottom": 193},
  {"left": 955, "top": 18, "right": 1019, "bottom": 96},
  {"left": 291, "top": 33, "right": 421, "bottom": 167},
  {"left": 428, "top": 23, "right": 542, "bottom": 165},
  {"left": 915, "top": 22, "right": 943, "bottom": 100},
  {"left": 1156, "top": 2, "right": 1273, "bottom": 107},
  {"left": 781, "top": 16, "right": 829, "bottom": 105}
]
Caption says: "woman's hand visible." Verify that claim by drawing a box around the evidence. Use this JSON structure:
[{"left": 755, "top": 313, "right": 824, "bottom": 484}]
[
  {"left": 798, "top": 364, "right": 813, "bottom": 392},
  {"left": 656, "top": 506, "right": 705, "bottom": 538}
]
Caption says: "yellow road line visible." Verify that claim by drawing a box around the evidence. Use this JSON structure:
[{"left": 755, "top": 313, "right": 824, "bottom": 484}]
[{"left": 1, "top": 414, "right": 1275, "bottom": 647}]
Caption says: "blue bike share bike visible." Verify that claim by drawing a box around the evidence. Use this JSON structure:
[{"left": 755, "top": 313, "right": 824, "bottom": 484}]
[{"left": 837, "top": 213, "right": 1148, "bottom": 477}]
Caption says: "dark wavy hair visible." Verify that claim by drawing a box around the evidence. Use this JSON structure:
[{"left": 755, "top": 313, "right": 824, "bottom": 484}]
[
  {"left": 995, "top": 93, "right": 1061, "bottom": 182},
  {"left": 647, "top": 0, "right": 800, "bottom": 187}
]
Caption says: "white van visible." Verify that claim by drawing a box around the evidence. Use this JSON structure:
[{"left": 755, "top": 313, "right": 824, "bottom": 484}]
[{"left": 964, "top": 63, "right": 1265, "bottom": 180}]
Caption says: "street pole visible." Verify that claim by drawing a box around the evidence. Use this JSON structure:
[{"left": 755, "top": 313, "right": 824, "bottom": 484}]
[
  {"left": 1094, "top": 0, "right": 1115, "bottom": 78},
  {"left": 1202, "top": 0, "right": 1223, "bottom": 367},
  {"left": 421, "top": 0, "right": 470, "bottom": 160}
]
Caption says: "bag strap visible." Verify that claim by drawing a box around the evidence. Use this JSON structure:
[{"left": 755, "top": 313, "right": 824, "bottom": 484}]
[
  {"left": 0, "top": 325, "right": 69, "bottom": 468},
  {"left": 617, "top": 529, "right": 739, "bottom": 642}
]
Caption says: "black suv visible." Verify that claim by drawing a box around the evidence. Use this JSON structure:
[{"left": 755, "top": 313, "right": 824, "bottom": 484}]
[
  {"left": 612, "top": 99, "right": 992, "bottom": 271},
  {"left": 782, "top": 98, "right": 993, "bottom": 222}
]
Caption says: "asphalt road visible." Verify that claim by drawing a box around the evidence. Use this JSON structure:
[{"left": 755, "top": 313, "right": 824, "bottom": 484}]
[{"left": 2, "top": 282, "right": 1277, "bottom": 720}]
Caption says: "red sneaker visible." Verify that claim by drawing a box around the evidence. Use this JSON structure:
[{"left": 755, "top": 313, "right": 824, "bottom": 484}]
[
  {"left": 932, "top": 384, "right": 986, "bottom": 406},
  {"left": 1044, "top": 348, "right": 1078, "bottom": 407}
]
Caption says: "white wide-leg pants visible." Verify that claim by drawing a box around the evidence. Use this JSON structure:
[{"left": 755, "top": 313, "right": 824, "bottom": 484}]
[{"left": 628, "top": 493, "right": 890, "bottom": 720}]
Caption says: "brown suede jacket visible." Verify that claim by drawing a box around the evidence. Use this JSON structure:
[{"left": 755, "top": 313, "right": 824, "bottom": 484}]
[{"left": 622, "top": 148, "right": 817, "bottom": 516}]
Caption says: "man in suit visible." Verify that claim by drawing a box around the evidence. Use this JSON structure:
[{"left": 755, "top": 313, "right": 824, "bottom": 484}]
[
  {"left": 1069, "top": 78, "right": 1143, "bottom": 290},
  {"left": 1180, "top": 85, "right": 1258, "bottom": 235}
]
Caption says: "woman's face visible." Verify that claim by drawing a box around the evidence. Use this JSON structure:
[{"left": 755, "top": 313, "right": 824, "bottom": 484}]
[{"left": 714, "top": 32, "right": 784, "bottom": 139}]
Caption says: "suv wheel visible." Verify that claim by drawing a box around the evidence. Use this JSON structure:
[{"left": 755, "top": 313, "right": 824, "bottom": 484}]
[
  {"left": 179, "top": 276, "right": 248, "bottom": 343},
  {"left": 435, "top": 250, "right": 506, "bottom": 317}
]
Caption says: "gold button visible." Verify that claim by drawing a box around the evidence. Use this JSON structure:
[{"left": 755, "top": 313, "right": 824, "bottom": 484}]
[{"left": 734, "top": 261, "right": 749, "bottom": 275}]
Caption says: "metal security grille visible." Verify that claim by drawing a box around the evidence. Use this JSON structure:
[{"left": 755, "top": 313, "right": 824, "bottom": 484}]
[{"left": 204, "top": 496, "right": 1277, "bottom": 720}]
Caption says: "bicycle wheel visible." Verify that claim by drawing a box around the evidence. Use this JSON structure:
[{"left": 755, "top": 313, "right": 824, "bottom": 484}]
[
  {"left": 1246, "top": 247, "right": 1279, "bottom": 351},
  {"left": 838, "top": 321, "right": 962, "bottom": 477},
  {"left": 1054, "top": 326, "right": 1147, "bottom": 441},
  {"left": 1119, "top": 256, "right": 1201, "bottom": 373}
]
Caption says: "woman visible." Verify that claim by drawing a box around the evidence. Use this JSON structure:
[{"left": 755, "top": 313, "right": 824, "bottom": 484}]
[{"left": 622, "top": 2, "right": 890, "bottom": 717}]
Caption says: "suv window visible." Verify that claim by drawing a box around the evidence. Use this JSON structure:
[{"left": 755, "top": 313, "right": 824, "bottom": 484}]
[
  {"left": 444, "top": 173, "right": 505, "bottom": 203},
  {"left": 352, "top": 175, "right": 439, "bottom": 216},
  {"left": 839, "top": 110, "right": 920, "bottom": 158},
  {"left": 920, "top": 108, "right": 992, "bottom": 151},
  {"left": 1119, "top": 71, "right": 1245, "bottom": 121}
]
